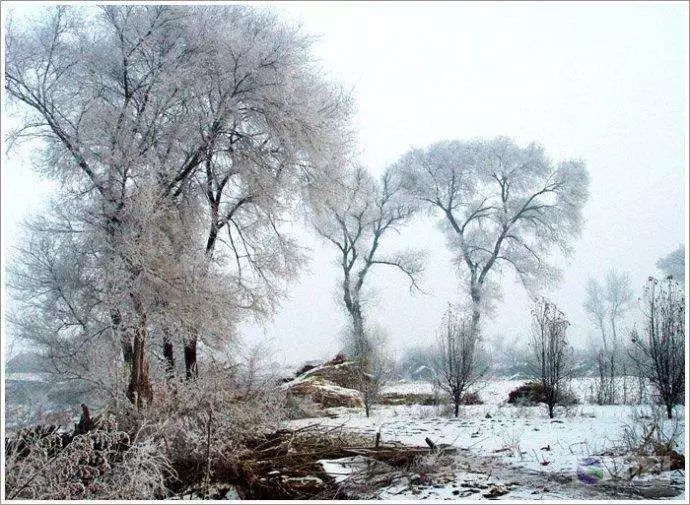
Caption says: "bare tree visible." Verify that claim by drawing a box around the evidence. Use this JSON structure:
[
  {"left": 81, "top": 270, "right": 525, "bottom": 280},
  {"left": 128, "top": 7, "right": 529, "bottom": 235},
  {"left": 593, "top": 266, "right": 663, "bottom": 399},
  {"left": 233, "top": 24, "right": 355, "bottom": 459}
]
[
  {"left": 431, "top": 307, "right": 487, "bottom": 417},
  {"left": 312, "top": 166, "right": 424, "bottom": 352},
  {"left": 527, "top": 298, "right": 573, "bottom": 418},
  {"left": 394, "top": 138, "right": 589, "bottom": 338},
  {"left": 583, "top": 269, "right": 633, "bottom": 404},
  {"left": 629, "top": 276, "right": 685, "bottom": 419}
]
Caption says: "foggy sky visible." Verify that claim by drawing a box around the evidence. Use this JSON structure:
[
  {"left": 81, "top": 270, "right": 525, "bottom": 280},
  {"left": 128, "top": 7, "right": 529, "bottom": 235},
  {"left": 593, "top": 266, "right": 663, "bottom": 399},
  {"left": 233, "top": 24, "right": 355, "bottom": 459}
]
[{"left": 2, "top": 2, "right": 688, "bottom": 367}]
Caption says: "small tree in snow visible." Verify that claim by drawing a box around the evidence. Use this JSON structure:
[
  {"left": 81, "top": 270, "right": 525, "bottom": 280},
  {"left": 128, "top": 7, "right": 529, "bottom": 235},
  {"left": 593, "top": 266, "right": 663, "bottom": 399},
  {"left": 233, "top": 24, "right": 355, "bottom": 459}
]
[
  {"left": 629, "top": 276, "right": 685, "bottom": 419},
  {"left": 432, "top": 307, "right": 487, "bottom": 417},
  {"left": 527, "top": 298, "right": 573, "bottom": 418}
]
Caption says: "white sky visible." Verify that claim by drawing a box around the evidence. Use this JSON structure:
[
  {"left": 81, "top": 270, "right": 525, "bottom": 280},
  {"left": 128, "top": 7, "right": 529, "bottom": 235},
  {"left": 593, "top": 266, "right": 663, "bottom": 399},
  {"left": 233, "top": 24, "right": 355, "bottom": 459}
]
[{"left": 2, "top": 1, "right": 688, "bottom": 367}]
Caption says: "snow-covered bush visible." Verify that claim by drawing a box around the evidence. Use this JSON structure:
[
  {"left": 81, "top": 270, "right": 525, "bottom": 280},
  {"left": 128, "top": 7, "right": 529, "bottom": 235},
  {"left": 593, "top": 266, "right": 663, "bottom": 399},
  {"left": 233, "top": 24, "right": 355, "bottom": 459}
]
[
  {"left": 4, "top": 427, "right": 173, "bottom": 500},
  {"left": 145, "top": 367, "right": 287, "bottom": 493}
]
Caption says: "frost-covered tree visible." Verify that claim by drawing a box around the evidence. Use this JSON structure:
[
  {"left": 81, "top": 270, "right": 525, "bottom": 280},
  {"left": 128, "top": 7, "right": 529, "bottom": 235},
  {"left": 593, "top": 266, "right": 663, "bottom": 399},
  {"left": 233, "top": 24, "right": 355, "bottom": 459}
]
[
  {"left": 312, "top": 166, "right": 424, "bottom": 347},
  {"left": 656, "top": 246, "right": 685, "bottom": 285},
  {"left": 629, "top": 277, "right": 685, "bottom": 419},
  {"left": 177, "top": 5, "right": 353, "bottom": 376},
  {"left": 5, "top": 5, "right": 352, "bottom": 405},
  {"left": 432, "top": 307, "right": 487, "bottom": 417},
  {"left": 393, "top": 137, "right": 589, "bottom": 337}
]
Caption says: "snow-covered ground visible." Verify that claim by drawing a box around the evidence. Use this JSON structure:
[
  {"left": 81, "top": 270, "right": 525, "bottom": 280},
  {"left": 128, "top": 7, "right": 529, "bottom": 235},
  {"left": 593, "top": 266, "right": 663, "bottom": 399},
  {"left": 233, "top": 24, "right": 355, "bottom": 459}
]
[{"left": 289, "top": 378, "right": 686, "bottom": 500}]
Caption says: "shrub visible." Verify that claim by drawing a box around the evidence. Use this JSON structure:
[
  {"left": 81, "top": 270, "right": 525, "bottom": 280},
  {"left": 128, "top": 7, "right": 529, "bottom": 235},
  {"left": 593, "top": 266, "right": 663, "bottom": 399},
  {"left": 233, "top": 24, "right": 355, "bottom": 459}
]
[
  {"left": 459, "top": 392, "right": 482, "bottom": 405},
  {"left": 507, "top": 381, "right": 577, "bottom": 407},
  {"left": 4, "top": 425, "right": 173, "bottom": 500}
]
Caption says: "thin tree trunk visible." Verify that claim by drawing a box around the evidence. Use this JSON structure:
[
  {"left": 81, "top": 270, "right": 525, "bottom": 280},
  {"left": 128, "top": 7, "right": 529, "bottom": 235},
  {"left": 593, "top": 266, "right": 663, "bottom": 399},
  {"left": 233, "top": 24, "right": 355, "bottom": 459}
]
[
  {"left": 163, "top": 334, "right": 175, "bottom": 378},
  {"left": 111, "top": 309, "right": 133, "bottom": 367},
  {"left": 470, "top": 282, "right": 482, "bottom": 339},
  {"left": 185, "top": 339, "right": 198, "bottom": 380},
  {"left": 205, "top": 408, "right": 212, "bottom": 498}
]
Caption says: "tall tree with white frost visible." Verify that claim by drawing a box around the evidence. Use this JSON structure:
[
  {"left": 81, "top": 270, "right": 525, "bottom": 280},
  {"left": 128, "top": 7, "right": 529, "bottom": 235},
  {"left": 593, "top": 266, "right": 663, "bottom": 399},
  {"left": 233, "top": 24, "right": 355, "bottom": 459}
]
[
  {"left": 312, "top": 166, "right": 424, "bottom": 347},
  {"left": 5, "top": 5, "right": 352, "bottom": 405},
  {"left": 393, "top": 138, "right": 589, "bottom": 336}
]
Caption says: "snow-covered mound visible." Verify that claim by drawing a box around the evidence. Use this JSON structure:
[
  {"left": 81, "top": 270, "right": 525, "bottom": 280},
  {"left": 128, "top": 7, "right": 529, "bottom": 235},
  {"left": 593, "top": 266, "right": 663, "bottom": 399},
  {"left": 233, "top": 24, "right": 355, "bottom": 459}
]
[{"left": 282, "top": 356, "right": 364, "bottom": 408}]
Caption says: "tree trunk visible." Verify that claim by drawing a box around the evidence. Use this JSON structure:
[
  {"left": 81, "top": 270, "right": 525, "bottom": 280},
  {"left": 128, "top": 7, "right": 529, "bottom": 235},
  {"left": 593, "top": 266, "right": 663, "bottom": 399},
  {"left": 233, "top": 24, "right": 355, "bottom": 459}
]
[
  {"left": 185, "top": 339, "right": 198, "bottom": 380},
  {"left": 205, "top": 408, "right": 212, "bottom": 498},
  {"left": 548, "top": 402, "right": 554, "bottom": 419},
  {"left": 470, "top": 282, "right": 482, "bottom": 339},
  {"left": 666, "top": 403, "right": 673, "bottom": 420},
  {"left": 454, "top": 401, "right": 459, "bottom": 418},
  {"left": 122, "top": 339, "right": 134, "bottom": 367},
  {"left": 126, "top": 293, "right": 152, "bottom": 409},
  {"left": 111, "top": 309, "right": 133, "bottom": 367},
  {"left": 127, "top": 330, "right": 152, "bottom": 409},
  {"left": 163, "top": 335, "right": 175, "bottom": 378},
  {"left": 351, "top": 303, "right": 365, "bottom": 345}
]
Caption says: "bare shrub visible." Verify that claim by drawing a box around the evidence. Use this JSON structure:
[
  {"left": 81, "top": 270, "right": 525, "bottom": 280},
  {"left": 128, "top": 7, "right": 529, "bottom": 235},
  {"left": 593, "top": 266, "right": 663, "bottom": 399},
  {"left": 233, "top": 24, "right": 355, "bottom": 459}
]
[
  {"left": 497, "top": 425, "right": 526, "bottom": 459},
  {"left": 610, "top": 407, "right": 685, "bottom": 478},
  {"left": 507, "top": 381, "right": 577, "bottom": 407},
  {"left": 148, "top": 367, "right": 287, "bottom": 493},
  {"left": 618, "top": 407, "right": 683, "bottom": 458},
  {"left": 526, "top": 298, "right": 574, "bottom": 418},
  {"left": 629, "top": 276, "right": 685, "bottom": 419},
  {"left": 431, "top": 307, "right": 487, "bottom": 417}
]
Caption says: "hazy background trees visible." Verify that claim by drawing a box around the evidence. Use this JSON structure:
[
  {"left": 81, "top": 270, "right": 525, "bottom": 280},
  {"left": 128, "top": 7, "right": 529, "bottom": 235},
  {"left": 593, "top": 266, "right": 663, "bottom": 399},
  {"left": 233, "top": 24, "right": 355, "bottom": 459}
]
[{"left": 583, "top": 269, "right": 634, "bottom": 404}]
